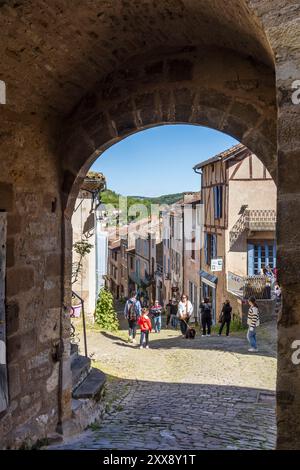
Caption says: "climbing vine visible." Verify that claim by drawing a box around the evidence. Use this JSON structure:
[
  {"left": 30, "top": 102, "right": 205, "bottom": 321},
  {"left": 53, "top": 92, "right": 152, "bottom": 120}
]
[{"left": 72, "top": 239, "right": 93, "bottom": 285}]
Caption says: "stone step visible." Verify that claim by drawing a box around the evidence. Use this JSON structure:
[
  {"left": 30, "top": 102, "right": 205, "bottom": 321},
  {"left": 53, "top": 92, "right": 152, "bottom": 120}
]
[
  {"left": 70, "top": 343, "right": 79, "bottom": 364},
  {"left": 71, "top": 355, "right": 91, "bottom": 391},
  {"left": 72, "top": 367, "right": 106, "bottom": 400}
]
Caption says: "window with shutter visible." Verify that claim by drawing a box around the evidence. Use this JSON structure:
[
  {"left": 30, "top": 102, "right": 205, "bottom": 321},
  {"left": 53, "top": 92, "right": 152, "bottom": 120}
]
[
  {"left": 247, "top": 243, "right": 255, "bottom": 275},
  {"left": 212, "top": 234, "right": 217, "bottom": 258},
  {"left": 204, "top": 233, "right": 208, "bottom": 265},
  {"left": 213, "top": 186, "right": 223, "bottom": 219},
  {"left": 213, "top": 186, "right": 218, "bottom": 219},
  {"left": 218, "top": 186, "right": 223, "bottom": 218}
]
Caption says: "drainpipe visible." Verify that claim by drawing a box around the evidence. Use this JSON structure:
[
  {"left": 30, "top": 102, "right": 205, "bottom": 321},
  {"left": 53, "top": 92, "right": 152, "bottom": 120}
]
[
  {"left": 95, "top": 209, "right": 108, "bottom": 304},
  {"left": 95, "top": 210, "right": 100, "bottom": 304}
]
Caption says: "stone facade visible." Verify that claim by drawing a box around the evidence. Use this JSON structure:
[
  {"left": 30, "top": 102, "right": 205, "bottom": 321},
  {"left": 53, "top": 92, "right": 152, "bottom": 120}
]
[
  {"left": 0, "top": 0, "right": 299, "bottom": 449},
  {"left": 71, "top": 174, "right": 107, "bottom": 315}
]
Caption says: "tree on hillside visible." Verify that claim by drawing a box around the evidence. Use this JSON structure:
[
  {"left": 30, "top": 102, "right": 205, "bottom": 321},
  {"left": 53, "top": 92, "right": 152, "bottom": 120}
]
[{"left": 94, "top": 288, "right": 119, "bottom": 332}]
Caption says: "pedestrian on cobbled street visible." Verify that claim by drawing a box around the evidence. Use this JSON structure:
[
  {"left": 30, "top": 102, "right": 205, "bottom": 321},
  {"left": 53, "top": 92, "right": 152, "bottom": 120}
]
[
  {"left": 200, "top": 298, "right": 212, "bottom": 336},
  {"left": 150, "top": 300, "right": 163, "bottom": 333},
  {"left": 124, "top": 291, "right": 141, "bottom": 344},
  {"left": 177, "top": 294, "right": 193, "bottom": 338},
  {"left": 218, "top": 300, "right": 232, "bottom": 337},
  {"left": 247, "top": 296, "right": 260, "bottom": 352},
  {"left": 138, "top": 308, "right": 152, "bottom": 349},
  {"left": 165, "top": 299, "right": 172, "bottom": 328},
  {"left": 165, "top": 298, "right": 178, "bottom": 329},
  {"left": 171, "top": 298, "right": 179, "bottom": 329}
]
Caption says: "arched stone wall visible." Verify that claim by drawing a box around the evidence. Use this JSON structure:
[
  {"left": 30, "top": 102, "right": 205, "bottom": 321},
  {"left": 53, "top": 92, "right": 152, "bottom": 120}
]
[
  {"left": 0, "top": 0, "right": 299, "bottom": 449},
  {"left": 245, "top": 0, "right": 300, "bottom": 450},
  {"left": 62, "top": 48, "right": 276, "bottom": 217}
]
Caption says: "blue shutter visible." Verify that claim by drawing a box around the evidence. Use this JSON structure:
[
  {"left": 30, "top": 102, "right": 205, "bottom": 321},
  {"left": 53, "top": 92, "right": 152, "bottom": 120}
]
[
  {"left": 218, "top": 186, "right": 223, "bottom": 218},
  {"left": 265, "top": 242, "right": 269, "bottom": 267},
  {"left": 212, "top": 234, "right": 217, "bottom": 258},
  {"left": 213, "top": 187, "right": 218, "bottom": 219},
  {"left": 204, "top": 233, "right": 208, "bottom": 265},
  {"left": 273, "top": 242, "right": 277, "bottom": 268},
  {"left": 248, "top": 243, "right": 254, "bottom": 276},
  {"left": 257, "top": 245, "right": 262, "bottom": 274}
]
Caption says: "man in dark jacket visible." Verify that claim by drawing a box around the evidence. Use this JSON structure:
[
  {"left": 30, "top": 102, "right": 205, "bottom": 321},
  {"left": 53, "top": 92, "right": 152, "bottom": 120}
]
[
  {"left": 200, "top": 298, "right": 212, "bottom": 336},
  {"left": 218, "top": 300, "right": 232, "bottom": 337}
]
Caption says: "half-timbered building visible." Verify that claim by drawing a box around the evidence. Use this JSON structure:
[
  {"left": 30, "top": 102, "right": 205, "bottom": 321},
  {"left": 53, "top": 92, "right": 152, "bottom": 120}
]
[{"left": 194, "top": 144, "right": 277, "bottom": 322}]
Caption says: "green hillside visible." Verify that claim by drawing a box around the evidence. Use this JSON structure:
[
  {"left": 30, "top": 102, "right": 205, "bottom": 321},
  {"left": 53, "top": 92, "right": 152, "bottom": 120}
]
[
  {"left": 100, "top": 189, "right": 185, "bottom": 208},
  {"left": 100, "top": 189, "right": 186, "bottom": 222}
]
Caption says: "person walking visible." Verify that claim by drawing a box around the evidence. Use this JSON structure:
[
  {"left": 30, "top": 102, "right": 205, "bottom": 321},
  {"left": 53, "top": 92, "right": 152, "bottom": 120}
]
[
  {"left": 165, "top": 299, "right": 173, "bottom": 328},
  {"left": 170, "top": 298, "right": 178, "bottom": 329},
  {"left": 150, "top": 300, "right": 162, "bottom": 333},
  {"left": 138, "top": 308, "right": 152, "bottom": 349},
  {"left": 247, "top": 296, "right": 260, "bottom": 352},
  {"left": 124, "top": 291, "right": 141, "bottom": 344},
  {"left": 218, "top": 300, "right": 232, "bottom": 337},
  {"left": 177, "top": 294, "right": 193, "bottom": 338},
  {"left": 200, "top": 298, "right": 212, "bottom": 336}
]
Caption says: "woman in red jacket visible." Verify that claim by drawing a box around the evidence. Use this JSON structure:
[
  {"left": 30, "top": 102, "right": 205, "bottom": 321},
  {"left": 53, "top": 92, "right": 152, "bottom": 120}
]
[{"left": 138, "top": 308, "right": 152, "bottom": 349}]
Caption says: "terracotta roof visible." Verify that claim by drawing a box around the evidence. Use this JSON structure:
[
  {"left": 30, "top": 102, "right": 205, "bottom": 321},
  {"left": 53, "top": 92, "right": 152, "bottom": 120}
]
[{"left": 193, "top": 143, "right": 248, "bottom": 171}]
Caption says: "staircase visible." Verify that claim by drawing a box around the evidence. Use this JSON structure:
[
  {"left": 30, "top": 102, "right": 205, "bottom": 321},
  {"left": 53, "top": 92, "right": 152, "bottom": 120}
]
[
  {"left": 64, "top": 343, "right": 107, "bottom": 436},
  {"left": 71, "top": 345, "right": 106, "bottom": 400}
]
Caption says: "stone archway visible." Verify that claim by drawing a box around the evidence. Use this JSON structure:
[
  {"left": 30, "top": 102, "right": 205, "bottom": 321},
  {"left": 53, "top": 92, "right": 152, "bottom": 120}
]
[
  {"left": 61, "top": 46, "right": 278, "bottom": 445},
  {"left": 0, "top": 0, "right": 299, "bottom": 450},
  {"left": 62, "top": 47, "right": 276, "bottom": 216}
]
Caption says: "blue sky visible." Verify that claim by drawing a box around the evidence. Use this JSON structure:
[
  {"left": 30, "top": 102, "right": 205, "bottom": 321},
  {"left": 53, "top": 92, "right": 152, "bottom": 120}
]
[{"left": 91, "top": 125, "right": 238, "bottom": 197}]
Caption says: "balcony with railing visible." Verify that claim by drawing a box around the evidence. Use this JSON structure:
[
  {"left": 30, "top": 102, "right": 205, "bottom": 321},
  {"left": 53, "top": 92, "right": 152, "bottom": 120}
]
[{"left": 229, "top": 209, "right": 276, "bottom": 249}]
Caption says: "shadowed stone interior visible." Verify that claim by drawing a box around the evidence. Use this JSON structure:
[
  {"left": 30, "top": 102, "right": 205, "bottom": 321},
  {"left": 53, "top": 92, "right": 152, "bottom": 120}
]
[{"left": 0, "top": 0, "right": 299, "bottom": 449}]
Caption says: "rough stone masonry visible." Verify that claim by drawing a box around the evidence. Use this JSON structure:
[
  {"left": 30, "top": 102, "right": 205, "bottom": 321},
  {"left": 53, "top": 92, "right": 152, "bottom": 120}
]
[{"left": 0, "top": 0, "right": 299, "bottom": 449}]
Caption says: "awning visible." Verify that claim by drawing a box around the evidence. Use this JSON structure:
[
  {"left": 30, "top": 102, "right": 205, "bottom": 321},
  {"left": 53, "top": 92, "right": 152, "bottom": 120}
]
[{"left": 199, "top": 270, "right": 218, "bottom": 288}]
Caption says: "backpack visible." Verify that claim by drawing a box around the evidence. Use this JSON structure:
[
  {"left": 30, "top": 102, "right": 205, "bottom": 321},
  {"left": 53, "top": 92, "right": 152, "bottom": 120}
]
[{"left": 128, "top": 300, "right": 137, "bottom": 321}]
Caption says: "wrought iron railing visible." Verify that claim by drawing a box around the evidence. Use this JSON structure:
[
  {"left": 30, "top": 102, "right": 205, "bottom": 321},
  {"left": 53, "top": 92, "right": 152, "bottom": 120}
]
[
  {"left": 243, "top": 275, "right": 272, "bottom": 300},
  {"left": 70, "top": 291, "right": 88, "bottom": 357},
  {"left": 227, "top": 272, "right": 273, "bottom": 300}
]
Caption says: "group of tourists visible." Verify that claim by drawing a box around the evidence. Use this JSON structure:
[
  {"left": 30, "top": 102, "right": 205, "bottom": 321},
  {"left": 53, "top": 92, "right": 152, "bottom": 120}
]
[{"left": 123, "top": 288, "right": 277, "bottom": 352}]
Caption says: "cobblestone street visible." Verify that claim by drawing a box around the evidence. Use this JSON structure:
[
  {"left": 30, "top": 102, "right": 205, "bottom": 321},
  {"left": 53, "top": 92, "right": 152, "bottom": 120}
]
[{"left": 50, "top": 317, "right": 277, "bottom": 450}]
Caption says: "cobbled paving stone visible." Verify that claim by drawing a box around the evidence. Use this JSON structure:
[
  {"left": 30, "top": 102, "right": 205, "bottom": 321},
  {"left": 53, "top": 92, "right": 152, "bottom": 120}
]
[{"left": 49, "top": 316, "right": 277, "bottom": 450}]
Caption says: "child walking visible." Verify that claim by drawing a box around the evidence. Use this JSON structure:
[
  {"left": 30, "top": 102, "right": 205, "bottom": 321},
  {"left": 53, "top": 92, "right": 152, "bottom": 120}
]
[{"left": 138, "top": 308, "right": 152, "bottom": 349}]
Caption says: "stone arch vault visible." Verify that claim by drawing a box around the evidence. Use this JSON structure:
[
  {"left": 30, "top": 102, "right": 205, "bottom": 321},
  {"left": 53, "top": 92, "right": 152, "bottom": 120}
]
[{"left": 0, "top": 0, "right": 299, "bottom": 449}]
